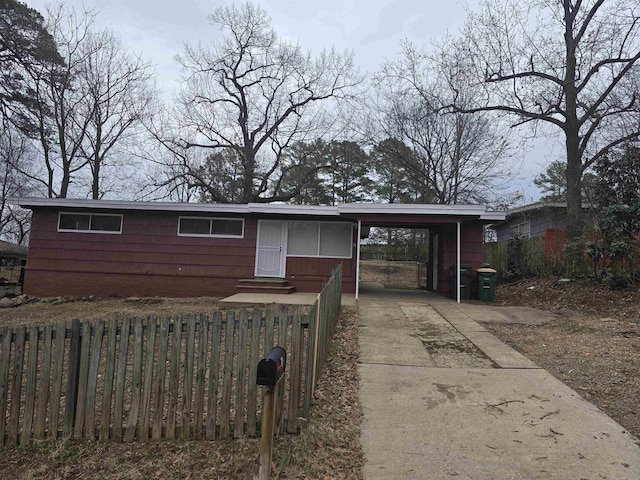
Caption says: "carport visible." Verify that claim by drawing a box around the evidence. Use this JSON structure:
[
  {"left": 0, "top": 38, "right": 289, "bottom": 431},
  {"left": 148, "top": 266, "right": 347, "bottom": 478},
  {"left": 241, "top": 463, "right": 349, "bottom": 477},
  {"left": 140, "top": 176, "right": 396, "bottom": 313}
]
[{"left": 337, "top": 204, "right": 505, "bottom": 303}]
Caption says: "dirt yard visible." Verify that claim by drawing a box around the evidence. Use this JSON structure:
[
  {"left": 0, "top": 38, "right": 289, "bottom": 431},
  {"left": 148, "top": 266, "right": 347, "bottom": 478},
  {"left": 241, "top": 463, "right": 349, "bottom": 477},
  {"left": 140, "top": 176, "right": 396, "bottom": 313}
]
[
  {"left": 0, "top": 296, "right": 222, "bottom": 327},
  {"left": 1, "top": 266, "right": 637, "bottom": 475},
  {"left": 490, "top": 277, "right": 640, "bottom": 440},
  {"left": 0, "top": 305, "right": 364, "bottom": 479}
]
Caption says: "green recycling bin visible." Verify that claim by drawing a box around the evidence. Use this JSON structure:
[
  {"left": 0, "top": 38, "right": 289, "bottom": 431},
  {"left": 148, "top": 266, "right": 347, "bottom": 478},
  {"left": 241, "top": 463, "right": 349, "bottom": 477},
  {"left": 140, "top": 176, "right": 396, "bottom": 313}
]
[
  {"left": 477, "top": 267, "right": 497, "bottom": 302},
  {"left": 449, "top": 264, "right": 472, "bottom": 300}
]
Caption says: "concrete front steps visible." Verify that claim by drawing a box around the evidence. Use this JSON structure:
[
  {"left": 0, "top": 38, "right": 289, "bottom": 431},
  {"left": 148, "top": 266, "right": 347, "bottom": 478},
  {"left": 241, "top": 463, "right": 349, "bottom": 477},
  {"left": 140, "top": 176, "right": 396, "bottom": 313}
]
[{"left": 235, "top": 278, "right": 296, "bottom": 294}]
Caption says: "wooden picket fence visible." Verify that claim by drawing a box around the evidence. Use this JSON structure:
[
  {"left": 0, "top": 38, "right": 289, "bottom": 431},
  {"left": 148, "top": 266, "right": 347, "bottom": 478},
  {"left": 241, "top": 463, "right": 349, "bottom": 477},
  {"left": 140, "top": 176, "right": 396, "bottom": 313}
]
[{"left": 0, "top": 264, "right": 343, "bottom": 447}]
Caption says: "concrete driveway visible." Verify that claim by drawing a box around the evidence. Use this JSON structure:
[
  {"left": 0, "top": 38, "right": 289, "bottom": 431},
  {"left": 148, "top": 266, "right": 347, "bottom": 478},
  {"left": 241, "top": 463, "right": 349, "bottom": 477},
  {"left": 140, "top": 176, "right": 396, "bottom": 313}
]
[{"left": 358, "top": 289, "right": 640, "bottom": 480}]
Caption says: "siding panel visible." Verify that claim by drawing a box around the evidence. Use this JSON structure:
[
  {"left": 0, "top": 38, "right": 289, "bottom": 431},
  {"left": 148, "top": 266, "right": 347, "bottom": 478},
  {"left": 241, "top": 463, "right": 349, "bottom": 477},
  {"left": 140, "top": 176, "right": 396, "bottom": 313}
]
[
  {"left": 438, "top": 222, "right": 485, "bottom": 298},
  {"left": 25, "top": 211, "right": 259, "bottom": 298}
]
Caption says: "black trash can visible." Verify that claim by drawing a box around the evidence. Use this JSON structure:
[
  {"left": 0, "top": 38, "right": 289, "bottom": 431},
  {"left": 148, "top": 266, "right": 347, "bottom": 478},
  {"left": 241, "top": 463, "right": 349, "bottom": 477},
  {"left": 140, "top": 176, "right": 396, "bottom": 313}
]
[{"left": 449, "top": 264, "right": 472, "bottom": 300}]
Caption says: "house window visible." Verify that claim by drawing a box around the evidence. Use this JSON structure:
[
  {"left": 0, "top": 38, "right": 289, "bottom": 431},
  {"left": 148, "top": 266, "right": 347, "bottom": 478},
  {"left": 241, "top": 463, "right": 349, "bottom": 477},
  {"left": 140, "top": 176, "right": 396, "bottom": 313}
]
[
  {"left": 58, "top": 212, "right": 122, "bottom": 234},
  {"left": 287, "top": 221, "right": 352, "bottom": 258},
  {"left": 178, "top": 217, "right": 244, "bottom": 237},
  {"left": 510, "top": 221, "right": 530, "bottom": 239}
]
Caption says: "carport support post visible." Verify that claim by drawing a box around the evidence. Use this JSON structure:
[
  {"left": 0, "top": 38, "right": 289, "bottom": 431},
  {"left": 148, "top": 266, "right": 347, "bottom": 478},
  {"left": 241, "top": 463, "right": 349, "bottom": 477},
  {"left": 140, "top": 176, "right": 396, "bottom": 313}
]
[
  {"left": 259, "top": 385, "right": 277, "bottom": 480},
  {"left": 457, "top": 221, "right": 461, "bottom": 304},
  {"left": 355, "top": 220, "right": 361, "bottom": 300}
]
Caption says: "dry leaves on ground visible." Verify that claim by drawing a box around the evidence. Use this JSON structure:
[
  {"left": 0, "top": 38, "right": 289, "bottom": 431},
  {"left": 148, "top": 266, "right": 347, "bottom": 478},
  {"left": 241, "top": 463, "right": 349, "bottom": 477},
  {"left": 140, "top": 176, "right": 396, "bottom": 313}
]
[
  {"left": 0, "top": 307, "right": 364, "bottom": 480},
  {"left": 271, "top": 306, "right": 364, "bottom": 479},
  {"left": 489, "top": 277, "right": 640, "bottom": 440}
]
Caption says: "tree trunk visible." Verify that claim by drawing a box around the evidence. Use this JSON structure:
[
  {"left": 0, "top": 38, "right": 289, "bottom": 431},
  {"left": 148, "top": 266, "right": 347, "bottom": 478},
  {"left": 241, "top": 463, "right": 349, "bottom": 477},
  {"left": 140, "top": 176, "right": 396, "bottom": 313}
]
[
  {"left": 563, "top": 2, "right": 583, "bottom": 240},
  {"left": 565, "top": 143, "right": 583, "bottom": 239},
  {"left": 242, "top": 149, "right": 255, "bottom": 203},
  {"left": 92, "top": 155, "right": 100, "bottom": 200},
  {"left": 59, "top": 163, "right": 70, "bottom": 198}
]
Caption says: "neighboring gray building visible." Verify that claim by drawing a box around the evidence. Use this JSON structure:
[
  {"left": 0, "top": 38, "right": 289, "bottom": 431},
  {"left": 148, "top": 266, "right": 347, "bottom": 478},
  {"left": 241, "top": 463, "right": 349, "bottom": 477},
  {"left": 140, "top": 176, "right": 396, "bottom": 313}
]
[{"left": 491, "top": 202, "right": 571, "bottom": 242}]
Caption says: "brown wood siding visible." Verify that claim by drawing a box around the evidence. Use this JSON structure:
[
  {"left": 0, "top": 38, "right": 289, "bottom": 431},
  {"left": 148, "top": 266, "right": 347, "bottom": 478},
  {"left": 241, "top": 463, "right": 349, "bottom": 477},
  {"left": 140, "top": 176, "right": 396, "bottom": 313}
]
[
  {"left": 438, "top": 222, "right": 485, "bottom": 298},
  {"left": 24, "top": 272, "right": 242, "bottom": 298},
  {"left": 24, "top": 210, "right": 258, "bottom": 298},
  {"left": 24, "top": 209, "right": 358, "bottom": 298}
]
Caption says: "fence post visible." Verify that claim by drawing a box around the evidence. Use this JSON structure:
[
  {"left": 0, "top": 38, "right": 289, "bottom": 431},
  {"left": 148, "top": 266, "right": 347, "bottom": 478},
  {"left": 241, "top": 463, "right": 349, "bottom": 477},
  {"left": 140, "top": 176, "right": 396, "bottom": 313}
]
[
  {"left": 0, "top": 327, "right": 12, "bottom": 446},
  {"left": 258, "top": 385, "right": 277, "bottom": 480},
  {"left": 63, "top": 319, "right": 81, "bottom": 437},
  {"left": 311, "top": 294, "right": 321, "bottom": 397}
]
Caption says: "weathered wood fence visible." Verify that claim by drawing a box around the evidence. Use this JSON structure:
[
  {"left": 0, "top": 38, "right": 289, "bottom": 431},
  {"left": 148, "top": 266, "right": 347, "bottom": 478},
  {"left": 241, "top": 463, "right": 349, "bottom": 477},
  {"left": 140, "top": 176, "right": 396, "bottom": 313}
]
[{"left": 0, "top": 265, "right": 343, "bottom": 447}]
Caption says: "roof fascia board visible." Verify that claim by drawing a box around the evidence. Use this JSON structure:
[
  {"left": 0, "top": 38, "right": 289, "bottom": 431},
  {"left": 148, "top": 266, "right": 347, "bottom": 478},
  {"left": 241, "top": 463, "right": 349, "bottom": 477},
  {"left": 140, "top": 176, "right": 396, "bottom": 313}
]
[
  {"left": 339, "top": 203, "right": 488, "bottom": 217},
  {"left": 12, "top": 198, "right": 342, "bottom": 216},
  {"left": 507, "top": 202, "right": 567, "bottom": 216},
  {"left": 247, "top": 203, "right": 339, "bottom": 216},
  {"left": 11, "top": 197, "right": 250, "bottom": 214},
  {"left": 480, "top": 212, "right": 507, "bottom": 221},
  {"left": 11, "top": 198, "right": 506, "bottom": 221}
]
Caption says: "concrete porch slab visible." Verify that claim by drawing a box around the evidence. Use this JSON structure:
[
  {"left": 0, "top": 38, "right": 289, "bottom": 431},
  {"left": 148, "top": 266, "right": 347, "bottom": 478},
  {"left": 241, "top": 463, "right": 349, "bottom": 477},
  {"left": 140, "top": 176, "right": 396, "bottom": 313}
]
[{"left": 219, "top": 292, "right": 356, "bottom": 307}]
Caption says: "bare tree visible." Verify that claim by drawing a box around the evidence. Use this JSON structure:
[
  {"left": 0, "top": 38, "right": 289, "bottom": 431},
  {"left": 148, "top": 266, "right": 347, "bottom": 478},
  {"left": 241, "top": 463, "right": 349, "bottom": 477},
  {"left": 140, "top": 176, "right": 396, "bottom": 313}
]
[
  {"left": 77, "top": 30, "right": 155, "bottom": 199},
  {"left": 455, "top": 0, "right": 640, "bottom": 238},
  {"left": 373, "top": 41, "right": 512, "bottom": 205},
  {"left": 25, "top": 5, "right": 96, "bottom": 198},
  {"left": 15, "top": 5, "right": 155, "bottom": 200},
  {"left": 160, "top": 2, "right": 360, "bottom": 203}
]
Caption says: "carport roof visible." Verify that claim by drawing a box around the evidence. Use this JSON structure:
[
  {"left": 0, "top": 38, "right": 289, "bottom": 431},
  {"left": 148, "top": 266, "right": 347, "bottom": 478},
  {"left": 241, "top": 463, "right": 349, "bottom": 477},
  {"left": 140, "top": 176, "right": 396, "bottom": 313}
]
[{"left": 11, "top": 198, "right": 505, "bottom": 221}]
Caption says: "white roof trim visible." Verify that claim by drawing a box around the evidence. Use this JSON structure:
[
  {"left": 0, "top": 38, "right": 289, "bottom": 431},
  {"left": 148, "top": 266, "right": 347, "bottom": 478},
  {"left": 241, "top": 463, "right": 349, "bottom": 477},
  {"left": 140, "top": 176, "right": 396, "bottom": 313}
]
[
  {"left": 11, "top": 198, "right": 250, "bottom": 214},
  {"left": 11, "top": 197, "right": 503, "bottom": 220},
  {"left": 480, "top": 212, "right": 507, "bottom": 221},
  {"left": 247, "top": 203, "right": 339, "bottom": 216},
  {"left": 338, "top": 203, "right": 487, "bottom": 216}
]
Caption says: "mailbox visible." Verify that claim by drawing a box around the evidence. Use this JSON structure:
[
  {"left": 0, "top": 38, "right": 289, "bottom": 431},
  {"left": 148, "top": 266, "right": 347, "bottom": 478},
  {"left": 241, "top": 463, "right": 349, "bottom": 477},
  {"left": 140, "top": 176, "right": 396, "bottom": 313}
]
[{"left": 256, "top": 346, "right": 287, "bottom": 386}]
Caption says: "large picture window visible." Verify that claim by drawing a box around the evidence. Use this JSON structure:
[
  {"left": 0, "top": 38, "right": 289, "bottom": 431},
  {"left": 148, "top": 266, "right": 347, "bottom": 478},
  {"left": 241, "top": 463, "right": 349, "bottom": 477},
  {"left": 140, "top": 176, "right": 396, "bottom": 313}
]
[
  {"left": 58, "top": 212, "right": 122, "bottom": 234},
  {"left": 287, "top": 221, "right": 352, "bottom": 258},
  {"left": 178, "top": 216, "right": 244, "bottom": 237}
]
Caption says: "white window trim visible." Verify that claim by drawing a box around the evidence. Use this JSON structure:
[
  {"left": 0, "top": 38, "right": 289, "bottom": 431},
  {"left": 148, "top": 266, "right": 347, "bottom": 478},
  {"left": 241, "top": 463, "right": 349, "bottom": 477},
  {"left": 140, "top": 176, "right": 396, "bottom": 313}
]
[
  {"left": 57, "top": 212, "right": 123, "bottom": 234},
  {"left": 286, "top": 221, "right": 353, "bottom": 259},
  {"left": 177, "top": 216, "right": 245, "bottom": 238},
  {"left": 510, "top": 220, "right": 531, "bottom": 239}
]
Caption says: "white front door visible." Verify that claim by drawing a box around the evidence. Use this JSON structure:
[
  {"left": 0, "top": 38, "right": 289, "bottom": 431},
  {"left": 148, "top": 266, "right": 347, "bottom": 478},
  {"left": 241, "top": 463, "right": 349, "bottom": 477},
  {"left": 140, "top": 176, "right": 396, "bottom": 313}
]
[{"left": 255, "top": 220, "right": 286, "bottom": 277}]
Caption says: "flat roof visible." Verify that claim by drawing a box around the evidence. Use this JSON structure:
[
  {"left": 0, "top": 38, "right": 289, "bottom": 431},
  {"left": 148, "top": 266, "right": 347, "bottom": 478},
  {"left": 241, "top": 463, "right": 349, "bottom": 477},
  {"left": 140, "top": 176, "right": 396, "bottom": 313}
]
[{"left": 10, "top": 198, "right": 506, "bottom": 221}]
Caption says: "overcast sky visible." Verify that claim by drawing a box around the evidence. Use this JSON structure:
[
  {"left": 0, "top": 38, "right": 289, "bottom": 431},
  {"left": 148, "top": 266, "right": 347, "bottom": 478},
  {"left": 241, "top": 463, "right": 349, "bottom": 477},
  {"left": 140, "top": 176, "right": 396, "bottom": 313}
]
[
  {"left": 27, "top": 0, "right": 474, "bottom": 87},
  {"left": 25, "top": 0, "right": 548, "bottom": 201}
]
